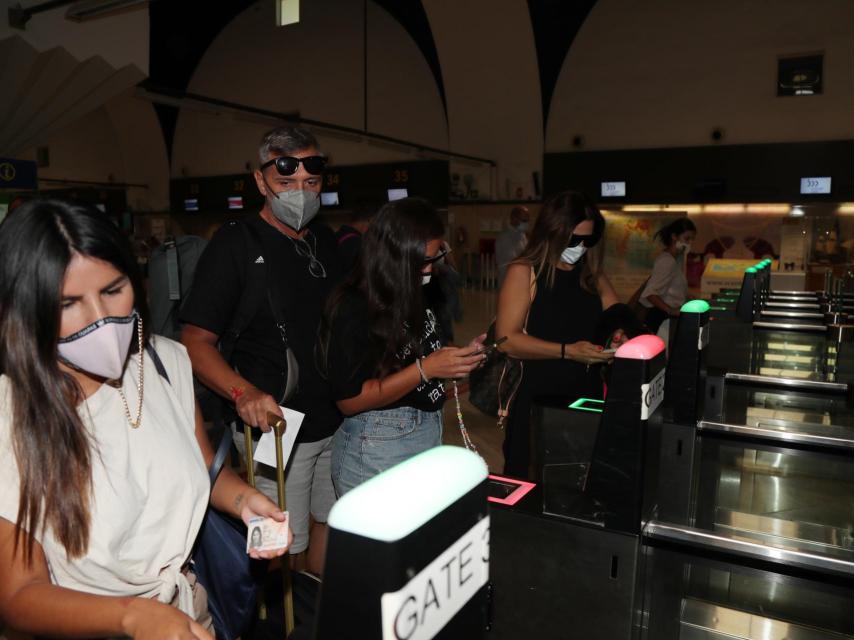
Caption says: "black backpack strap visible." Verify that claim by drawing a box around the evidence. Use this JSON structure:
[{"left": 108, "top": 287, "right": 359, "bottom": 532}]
[
  {"left": 217, "top": 221, "right": 267, "bottom": 364},
  {"left": 240, "top": 220, "right": 300, "bottom": 404},
  {"left": 152, "top": 239, "right": 182, "bottom": 337},
  {"left": 145, "top": 340, "right": 233, "bottom": 485},
  {"left": 208, "top": 427, "right": 234, "bottom": 486},
  {"left": 145, "top": 341, "right": 170, "bottom": 384}
]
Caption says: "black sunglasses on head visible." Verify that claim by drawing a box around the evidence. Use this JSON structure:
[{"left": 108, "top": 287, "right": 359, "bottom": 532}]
[{"left": 261, "top": 155, "right": 327, "bottom": 176}]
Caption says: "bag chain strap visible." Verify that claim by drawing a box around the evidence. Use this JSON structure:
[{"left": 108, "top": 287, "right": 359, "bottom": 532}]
[{"left": 452, "top": 379, "right": 479, "bottom": 455}]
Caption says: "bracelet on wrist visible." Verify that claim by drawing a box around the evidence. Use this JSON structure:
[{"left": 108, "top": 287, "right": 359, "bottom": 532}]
[
  {"left": 415, "top": 357, "right": 430, "bottom": 383},
  {"left": 560, "top": 342, "right": 566, "bottom": 360},
  {"left": 230, "top": 385, "right": 246, "bottom": 402}
]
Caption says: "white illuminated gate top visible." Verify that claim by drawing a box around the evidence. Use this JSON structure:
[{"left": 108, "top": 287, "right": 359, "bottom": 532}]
[{"left": 320, "top": 446, "right": 489, "bottom": 639}]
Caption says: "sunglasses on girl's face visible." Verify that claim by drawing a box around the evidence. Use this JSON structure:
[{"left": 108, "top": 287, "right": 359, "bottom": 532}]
[
  {"left": 260, "top": 155, "right": 328, "bottom": 176},
  {"left": 423, "top": 248, "right": 450, "bottom": 265},
  {"left": 567, "top": 234, "right": 600, "bottom": 248}
]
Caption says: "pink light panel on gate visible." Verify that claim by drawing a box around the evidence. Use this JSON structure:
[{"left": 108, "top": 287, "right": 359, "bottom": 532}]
[
  {"left": 487, "top": 474, "right": 537, "bottom": 506},
  {"left": 615, "top": 334, "right": 665, "bottom": 360}
]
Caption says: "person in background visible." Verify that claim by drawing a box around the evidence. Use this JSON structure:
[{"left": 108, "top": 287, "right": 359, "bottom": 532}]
[
  {"left": 0, "top": 200, "right": 288, "bottom": 640},
  {"left": 495, "top": 205, "right": 530, "bottom": 284},
  {"left": 640, "top": 218, "right": 697, "bottom": 333},
  {"left": 425, "top": 240, "right": 464, "bottom": 343},
  {"left": 181, "top": 125, "right": 340, "bottom": 576},
  {"left": 320, "top": 197, "right": 484, "bottom": 496},
  {"left": 334, "top": 202, "right": 376, "bottom": 272},
  {"left": 496, "top": 191, "right": 632, "bottom": 479}
]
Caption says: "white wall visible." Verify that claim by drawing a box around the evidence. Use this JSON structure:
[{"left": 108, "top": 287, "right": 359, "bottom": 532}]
[
  {"left": 103, "top": 92, "right": 171, "bottom": 211},
  {"left": 19, "top": 107, "right": 120, "bottom": 182},
  {"left": 171, "top": 0, "right": 450, "bottom": 178},
  {"left": 547, "top": 0, "right": 854, "bottom": 152},
  {"left": 17, "top": 90, "right": 170, "bottom": 211},
  {"left": 423, "top": 0, "right": 543, "bottom": 199}
]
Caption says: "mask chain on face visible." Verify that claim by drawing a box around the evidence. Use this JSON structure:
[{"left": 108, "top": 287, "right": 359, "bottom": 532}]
[
  {"left": 452, "top": 379, "right": 479, "bottom": 455},
  {"left": 114, "top": 316, "right": 145, "bottom": 429}
]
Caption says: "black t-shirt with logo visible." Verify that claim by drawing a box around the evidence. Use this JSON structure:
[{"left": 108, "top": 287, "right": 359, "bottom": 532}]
[
  {"left": 180, "top": 214, "right": 342, "bottom": 442},
  {"left": 326, "top": 292, "right": 447, "bottom": 412}
]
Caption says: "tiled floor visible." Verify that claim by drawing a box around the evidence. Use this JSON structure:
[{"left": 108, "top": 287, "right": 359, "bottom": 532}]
[{"left": 441, "top": 288, "right": 506, "bottom": 473}]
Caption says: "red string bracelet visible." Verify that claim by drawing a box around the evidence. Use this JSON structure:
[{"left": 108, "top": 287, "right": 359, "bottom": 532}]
[{"left": 230, "top": 386, "right": 246, "bottom": 402}]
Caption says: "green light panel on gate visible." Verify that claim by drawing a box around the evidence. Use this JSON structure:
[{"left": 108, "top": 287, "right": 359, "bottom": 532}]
[
  {"left": 681, "top": 299, "right": 710, "bottom": 313},
  {"left": 568, "top": 397, "right": 605, "bottom": 413},
  {"left": 745, "top": 267, "right": 758, "bottom": 273}
]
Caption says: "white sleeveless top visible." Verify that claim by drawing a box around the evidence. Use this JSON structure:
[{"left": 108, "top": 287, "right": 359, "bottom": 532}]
[
  {"left": 640, "top": 252, "right": 688, "bottom": 309},
  {"left": 0, "top": 336, "right": 209, "bottom": 620}
]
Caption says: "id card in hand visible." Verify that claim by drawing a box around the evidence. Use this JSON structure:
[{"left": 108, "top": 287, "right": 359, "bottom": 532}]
[{"left": 246, "top": 513, "right": 289, "bottom": 553}]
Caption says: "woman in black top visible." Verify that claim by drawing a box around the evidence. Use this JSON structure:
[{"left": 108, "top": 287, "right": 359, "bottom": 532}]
[
  {"left": 496, "top": 191, "right": 625, "bottom": 478},
  {"left": 320, "top": 198, "right": 484, "bottom": 496}
]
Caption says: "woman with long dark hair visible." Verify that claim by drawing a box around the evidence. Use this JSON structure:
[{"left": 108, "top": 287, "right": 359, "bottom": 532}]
[
  {"left": 0, "top": 200, "right": 289, "bottom": 639},
  {"left": 320, "top": 197, "right": 484, "bottom": 496},
  {"left": 496, "top": 191, "right": 632, "bottom": 478},
  {"left": 640, "top": 217, "right": 697, "bottom": 332}
]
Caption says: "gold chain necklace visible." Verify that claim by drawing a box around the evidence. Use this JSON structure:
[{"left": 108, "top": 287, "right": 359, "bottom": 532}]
[{"left": 114, "top": 317, "right": 145, "bottom": 429}]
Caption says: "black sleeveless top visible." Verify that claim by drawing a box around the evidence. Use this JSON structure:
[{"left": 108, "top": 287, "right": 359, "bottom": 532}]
[{"left": 523, "top": 266, "right": 603, "bottom": 397}]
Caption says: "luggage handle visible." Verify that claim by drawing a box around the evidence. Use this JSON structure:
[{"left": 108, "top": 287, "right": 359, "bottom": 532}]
[{"left": 241, "top": 412, "right": 296, "bottom": 634}]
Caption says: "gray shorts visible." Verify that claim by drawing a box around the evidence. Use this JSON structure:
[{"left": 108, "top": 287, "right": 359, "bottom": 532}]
[{"left": 232, "top": 427, "right": 336, "bottom": 554}]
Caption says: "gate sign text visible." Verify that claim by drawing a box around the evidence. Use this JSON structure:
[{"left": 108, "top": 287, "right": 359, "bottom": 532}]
[
  {"left": 381, "top": 516, "right": 490, "bottom": 640},
  {"left": 641, "top": 368, "right": 665, "bottom": 420}
]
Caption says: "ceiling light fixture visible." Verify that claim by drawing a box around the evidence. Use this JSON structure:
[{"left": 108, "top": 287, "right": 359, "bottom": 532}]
[
  {"left": 65, "top": 0, "right": 149, "bottom": 23},
  {"left": 8, "top": 0, "right": 148, "bottom": 29}
]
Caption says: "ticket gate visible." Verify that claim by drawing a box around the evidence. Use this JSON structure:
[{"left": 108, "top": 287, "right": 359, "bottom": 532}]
[
  {"left": 316, "top": 446, "right": 489, "bottom": 639},
  {"left": 644, "top": 301, "right": 854, "bottom": 640},
  {"left": 489, "top": 334, "right": 666, "bottom": 640},
  {"left": 706, "top": 262, "right": 854, "bottom": 393}
]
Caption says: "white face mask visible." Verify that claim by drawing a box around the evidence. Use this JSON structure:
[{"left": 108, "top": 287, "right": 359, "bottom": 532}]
[
  {"left": 57, "top": 311, "right": 138, "bottom": 380},
  {"left": 560, "top": 245, "right": 587, "bottom": 265},
  {"left": 675, "top": 241, "right": 692, "bottom": 253},
  {"left": 517, "top": 221, "right": 529, "bottom": 232},
  {"left": 268, "top": 188, "right": 321, "bottom": 231},
  {"left": 422, "top": 273, "right": 432, "bottom": 285}
]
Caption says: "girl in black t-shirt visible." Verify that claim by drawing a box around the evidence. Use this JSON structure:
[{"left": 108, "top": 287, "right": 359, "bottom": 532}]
[{"left": 319, "top": 198, "right": 484, "bottom": 496}]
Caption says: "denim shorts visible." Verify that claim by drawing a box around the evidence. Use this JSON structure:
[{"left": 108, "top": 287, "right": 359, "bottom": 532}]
[{"left": 331, "top": 407, "right": 443, "bottom": 497}]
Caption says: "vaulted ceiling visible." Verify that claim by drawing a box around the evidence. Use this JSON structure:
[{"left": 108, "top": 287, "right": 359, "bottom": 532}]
[{"left": 148, "top": 0, "right": 597, "bottom": 153}]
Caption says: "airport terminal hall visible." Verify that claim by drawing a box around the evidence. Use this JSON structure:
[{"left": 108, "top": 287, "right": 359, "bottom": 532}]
[{"left": 3, "top": 1, "right": 854, "bottom": 639}]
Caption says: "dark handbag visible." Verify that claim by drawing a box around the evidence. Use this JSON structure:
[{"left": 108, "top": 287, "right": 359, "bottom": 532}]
[
  {"left": 192, "top": 429, "right": 266, "bottom": 640},
  {"left": 146, "top": 344, "right": 264, "bottom": 640},
  {"left": 468, "top": 321, "right": 523, "bottom": 427},
  {"left": 468, "top": 267, "right": 536, "bottom": 426}
]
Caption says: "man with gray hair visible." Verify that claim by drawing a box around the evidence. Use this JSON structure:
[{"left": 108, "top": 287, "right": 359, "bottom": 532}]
[{"left": 182, "top": 125, "right": 341, "bottom": 574}]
